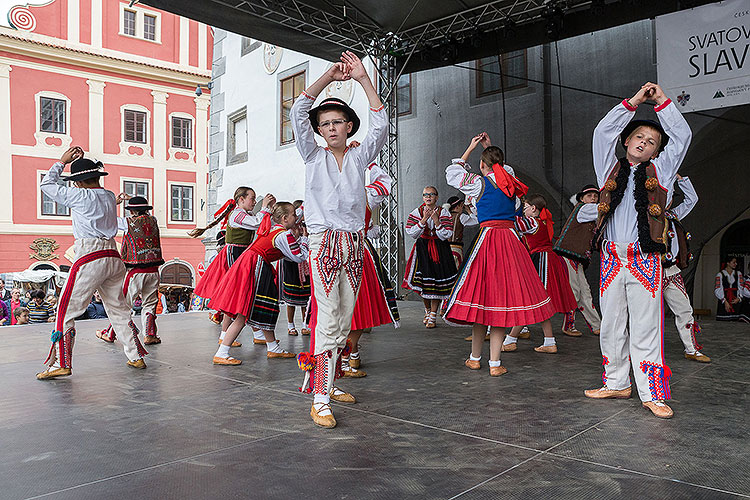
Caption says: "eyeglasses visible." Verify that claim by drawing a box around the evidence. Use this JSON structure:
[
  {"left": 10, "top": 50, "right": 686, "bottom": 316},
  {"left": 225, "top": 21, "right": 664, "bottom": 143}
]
[
  {"left": 318, "top": 119, "right": 349, "bottom": 129},
  {"left": 422, "top": 193, "right": 437, "bottom": 197}
]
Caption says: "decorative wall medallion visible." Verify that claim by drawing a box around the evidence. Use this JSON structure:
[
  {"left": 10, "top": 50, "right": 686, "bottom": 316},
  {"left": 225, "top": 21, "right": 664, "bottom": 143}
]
[
  {"left": 30, "top": 237, "right": 59, "bottom": 261},
  {"left": 8, "top": 6, "right": 36, "bottom": 32},
  {"left": 263, "top": 44, "right": 283, "bottom": 74}
]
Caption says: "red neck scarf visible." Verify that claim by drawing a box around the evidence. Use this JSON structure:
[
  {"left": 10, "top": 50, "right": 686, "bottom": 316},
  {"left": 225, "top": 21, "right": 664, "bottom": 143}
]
[
  {"left": 538, "top": 208, "right": 554, "bottom": 239},
  {"left": 491, "top": 163, "right": 528, "bottom": 198}
]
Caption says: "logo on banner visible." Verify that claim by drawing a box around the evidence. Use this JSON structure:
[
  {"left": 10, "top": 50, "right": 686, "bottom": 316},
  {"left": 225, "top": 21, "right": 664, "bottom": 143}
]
[
  {"left": 677, "top": 91, "right": 691, "bottom": 106},
  {"left": 713, "top": 90, "right": 725, "bottom": 98}
]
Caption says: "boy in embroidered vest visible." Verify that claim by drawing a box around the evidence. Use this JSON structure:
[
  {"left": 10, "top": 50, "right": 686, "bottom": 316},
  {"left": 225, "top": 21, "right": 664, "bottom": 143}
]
[
  {"left": 661, "top": 175, "right": 709, "bottom": 362},
  {"left": 37, "top": 147, "right": 148, "bottom": 380},
  {"left": 291, "top": 51, "right": 387, "bottom": 428},
  {"left": 553, "top": 185, "right": 601, "bottom": 336},
  {"left": 585, "top": 83, "right": 692, "bottom": 419},
  {"left": 95, "top": 195, "right": 165, "bottom": 346}
]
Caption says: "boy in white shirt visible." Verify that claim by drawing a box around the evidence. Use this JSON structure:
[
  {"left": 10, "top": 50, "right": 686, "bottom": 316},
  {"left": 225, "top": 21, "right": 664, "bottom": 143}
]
[
  {"left": 36, "top": 146, "right": 148, "bottom": 380},
  {"left": 291, "top": 51, "right": 387, "bottom": 428}
]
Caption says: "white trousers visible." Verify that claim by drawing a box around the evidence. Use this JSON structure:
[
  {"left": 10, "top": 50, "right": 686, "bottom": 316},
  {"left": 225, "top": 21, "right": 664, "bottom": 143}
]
[
  {"left": 599, "top": 241, "right": 670, "bottom": 402},
  {"left": 662, "top": 265, "right": 700, "bottom": 354},
  {"left": 308, "top": 230, "right": 364, "bottom": 356},
  {"left": 46, "top": 238, "right": 146, "bottom": 368},
  {"left": 564, "top": 257, "right": 601, "bottom": 330},
  {"left": 124, "top": 270, "right": 160, "bottom": 336}
]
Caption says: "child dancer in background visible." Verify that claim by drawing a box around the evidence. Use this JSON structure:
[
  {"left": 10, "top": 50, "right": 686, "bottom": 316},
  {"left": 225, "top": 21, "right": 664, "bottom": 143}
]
[
  {"left": 209, "top": 202, "right": 308, "bottom": 365},
  {"left": 502, "top": 194, "right": 577, "bottom": 353},
  {"left": 444, "top": 135, "right": 555, "bottom": 376},
  {"left": 403, "top": 187, "right": 457, "bottom": 329},
  {"left": 342, "top": 163, "right": 400, "bottom": 378},
  {"left": 280, "top": 200, "right": 312, "bottom": 336},
  {"left": 191, "top": 188, "right": 275, "bottom": 346},
  {"left": 445, "top": 196, "right": 478, "bottom": 269}
]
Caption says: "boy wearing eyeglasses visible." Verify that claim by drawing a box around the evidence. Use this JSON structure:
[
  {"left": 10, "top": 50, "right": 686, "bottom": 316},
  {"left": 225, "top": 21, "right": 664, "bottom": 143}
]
[{"left": 290, "top": 51, "right": 387, "bottom": 429}]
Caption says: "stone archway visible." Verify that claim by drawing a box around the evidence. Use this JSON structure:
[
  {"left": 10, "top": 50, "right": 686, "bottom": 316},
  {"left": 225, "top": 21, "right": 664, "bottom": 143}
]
[{"left": 720, "top": 218, "right": 750, "bottom": 276}]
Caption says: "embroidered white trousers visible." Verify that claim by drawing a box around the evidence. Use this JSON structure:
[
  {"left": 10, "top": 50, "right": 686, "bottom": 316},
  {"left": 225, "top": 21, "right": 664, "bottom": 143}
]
[
  {"left": 124, "top": 270, "right": 160, "bottom": 336},
  {"left": 598, "top": 241, "right": 670, "bottom": 402},
  {"left": 46, "top": 238, "right": 145, "bottom": 368},
  {"left": 564, "top": 257, "right": 601, "bottom": 330},
  {"left": 662, "top": 265, "right": 699, "bottom": 354}
]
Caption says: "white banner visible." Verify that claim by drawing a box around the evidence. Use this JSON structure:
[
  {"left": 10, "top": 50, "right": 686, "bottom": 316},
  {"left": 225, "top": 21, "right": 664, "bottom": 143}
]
[{"left": 656, "top": 0, "right": 750, "bottom": 113}]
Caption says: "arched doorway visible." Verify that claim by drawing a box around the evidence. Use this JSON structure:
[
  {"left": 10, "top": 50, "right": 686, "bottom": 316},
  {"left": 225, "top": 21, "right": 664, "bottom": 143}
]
[
  {"left": 160, "top": 261, "right": 194, "bottom": 286},
  {"left": 28, "top": 262, "right": 59, "bottom": 271},
  {"left": 719, "top": 218, "right": 750, "bottom": 276}
]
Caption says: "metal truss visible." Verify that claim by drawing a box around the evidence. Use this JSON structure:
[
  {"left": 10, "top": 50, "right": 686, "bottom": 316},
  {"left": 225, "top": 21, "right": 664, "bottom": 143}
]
[{"left": 376, "top": 53, "right": 402, "bottom": 288}]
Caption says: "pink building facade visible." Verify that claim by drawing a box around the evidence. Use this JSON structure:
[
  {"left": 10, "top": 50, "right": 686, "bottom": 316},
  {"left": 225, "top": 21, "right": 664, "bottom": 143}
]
[{"left": 0, "top": 0, "right": 212, "bottom": 286}]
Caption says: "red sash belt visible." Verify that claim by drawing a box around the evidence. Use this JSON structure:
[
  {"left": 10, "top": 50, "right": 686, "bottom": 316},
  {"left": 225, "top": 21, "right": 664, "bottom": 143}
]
[
  {"left": 123, "top": 266, "right": 160, "bottom": 296},
  {"left": 725, "top": 287, "right": 737, "bottom": 313},
  {"left": 420, "top": 234, "right": 440, "bottom": 262},
  {"left": 480, "top": 220, "right": 515, "bottom": 229}
]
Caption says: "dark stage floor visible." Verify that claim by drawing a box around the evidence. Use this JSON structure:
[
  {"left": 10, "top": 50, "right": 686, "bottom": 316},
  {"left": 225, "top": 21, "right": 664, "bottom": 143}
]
[{"left": 1, "top": 302, "right": 748, "bottom": 500}]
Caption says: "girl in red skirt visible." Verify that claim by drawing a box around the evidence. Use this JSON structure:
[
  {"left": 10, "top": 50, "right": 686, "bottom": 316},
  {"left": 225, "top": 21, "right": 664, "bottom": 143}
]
[
  {"left": 444, "top": 134, "right": 555, "bottom": 376},
  {"left": 342, "top": 163, "right": 400, "bottom": 378},
  {"left": 502, "top": 194, "right": 578, "bottom": 354},
  {"left": 190, "top": 187, "right": 275, "bottom": 346},
  {"left": 280, "top": 200, "right": 312, "bottom": 336},
  {"left": 209, "top": 202, "right": 309, "bottom": 365}
]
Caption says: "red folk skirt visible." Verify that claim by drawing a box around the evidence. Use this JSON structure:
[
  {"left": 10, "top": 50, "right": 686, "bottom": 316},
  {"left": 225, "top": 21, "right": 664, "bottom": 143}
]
[
  {"left": 531, "top": 250, "right": 578, "bottom": 313},
  {"left": 444, "top": 221, "right": 555, "bottom": 327},
  {"left": 351, "top": 238, "right": 400, "bottom": 331}
]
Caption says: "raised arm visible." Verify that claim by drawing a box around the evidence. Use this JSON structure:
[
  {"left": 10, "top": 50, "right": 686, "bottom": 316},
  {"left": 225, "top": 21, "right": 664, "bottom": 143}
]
[
  {"left": 592, "top": 101, "right": 637, "bottom": 186},
  {"left": 40, "top": 146, "right": 85, "bottom": 208},
  {"left": 652, "top": 87, "right": 692, "bottom": 188},
  {"left": 274, "top": 231, "right": 309, "bottom": 263},
  {"left": 670, "top": 176, "right": 698, "bottom": 220},
  {"left": 342, "top": 52, "right": 387, "bottom": 166},
  {"left": 446, "top": 159, "right": 483, "bottom": 200}
]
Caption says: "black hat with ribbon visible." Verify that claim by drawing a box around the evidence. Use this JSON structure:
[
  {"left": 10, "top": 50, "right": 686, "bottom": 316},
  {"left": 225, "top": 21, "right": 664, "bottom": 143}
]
[
  {"left": 308, "top": 97, "right": 360, "bottom": 137},
  {"left": 125, "top": 196, "right": 153, "bottom": 211},
  {"left": 61, "top": 158, "right": 109, "bottom": 182},
  {"left": 576, "top": 184, "right": 600, "bottom": 203}
]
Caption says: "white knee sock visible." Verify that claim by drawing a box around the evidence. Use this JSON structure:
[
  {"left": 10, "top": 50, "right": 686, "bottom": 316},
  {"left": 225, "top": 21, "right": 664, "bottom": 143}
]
[
  {"left": 489, "top": 360, "right": 502, "bottom": 367},
  {"left": 543, "top": 337, "right": 556, "bottom": 346},
  {"left": 219, "top": 331, "right": 226, "bottom": 341},
  {"left": 504, "top": 336, "right": 517, "bottom": 345},
  {"left": 215, "top": 344, "right": 230, "bottom": 358},
  {"left": 252, "top": 329, "right": 264, "bottom": 340},
  {"left": 266, "top": 340, "right": 283, "bottom": 353}
]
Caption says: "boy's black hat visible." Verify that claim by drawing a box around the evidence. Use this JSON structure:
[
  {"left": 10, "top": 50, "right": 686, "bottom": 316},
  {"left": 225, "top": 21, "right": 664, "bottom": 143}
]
[
  {"left": 61, "top": 158, "right": 109, "bottom": 182},
  {"left": 576, "top": 184, "right": 600, "bottom": 203},
  {"left": 620, "top": 119, "right": 669, "bottom": 153},
  {"left": 125, "top": 196, "right": 153, "bottom": 211},
  {"left": 308, "top": 97, "right": 360, "bottom": 137}
]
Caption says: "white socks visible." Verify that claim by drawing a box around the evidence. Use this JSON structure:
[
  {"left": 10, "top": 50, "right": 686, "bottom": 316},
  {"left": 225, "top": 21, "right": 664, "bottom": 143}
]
[
  {"left": 252, "top": 329, "right": 265, "bottom": 340},
  {"left": 219, "top": 331, "right": 226, "bottom": 341},
  {"left": 489, "top": 360, "right": 502, "bottom": 367},
  {"left": 503, "top": 336, "right": 517, "bottom": 345},
  {"left": 350, "top": 351, "right": 360, "bottom": 360},
  {"left": 313, "top": 394, "right": 332, "bottom": 415},
  {"left": 215, "top": 344, "right": 230, "bottom": 358},
  {"left": 543, "top": 337, "right": 556, "bottom": 347},
  {"left": 266, "top": 340, "right": 284, "bottom": 353},
  {"left": 469, "top": 354, "right": 481, "bottom": 361},
  {"left": 288, "top": 322, "right": 296, "bottom": 330}
]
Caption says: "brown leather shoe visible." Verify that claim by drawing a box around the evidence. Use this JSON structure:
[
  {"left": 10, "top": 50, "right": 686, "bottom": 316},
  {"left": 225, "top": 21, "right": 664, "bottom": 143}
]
[
  {"left": 518, "top": 328, "right": 531, "bottom": 339},
  {"left": 301, "top": 328, "right": 311, "bottom": 336},
  {"left": 253, "top": 338, "right": 267, "bottom": 345},
  {"left": 501, "top": 342, "right": 517, "bottom": 352},
  {"left": 464, "top": 358, "right": 480, "bottom": 370},
  {"left": 330, "top": 388, "right": 356, "bottom": 403},
  {"left": 288, "top": 328, "right": 299, "bottom": 336},
  {"left": 684, "top": 352, "right": 711, "bottom": 363},
  {"left": 311, "top": 403, "right": 337, "bottom": 428},
  {"left": 562, "top": 328, "right": 583, "bottom": 337},
  {"left": 127, "top": 359, "right": 147, "bottom": 369},
  {"left": 95, "top": 329, "right": 114, "bottom": 343},
  {"left": 584, "top": 386, "right": 631, "bottom": 399},
  {"left": 217, "top": 339, "right": 242, "bottom": 347},
  {"left": 144, "top": 335, "right": 161, "bottom": 345},
  {"left": 464, "top": 334, "right": 490, "bottom": 341},
  {"left": 349, "top": 357, "right": 361, "bottom": 369},
  {"left": 534, "top": 344, "right": 558, "bottom": 354},
  {"left": 642, "top": 400, "right": 674, "bottom": 419},
  {"left": 36, "top": 367, "right": 72, "bottom": 380},
  {"left": 213, "top": 356, "right": 242, "bottom": 365},
  {"left": 267, "top": 350, "right": 295, "bottom": 359},
  {"left": 592, "top": 329, "right": 600, "bottom": 335},
  {"left": 489, "top": 365, "right": 508, "bottom": 377},
  {"left": 342, "top": 367, "right": 367, "bottom": 378}
]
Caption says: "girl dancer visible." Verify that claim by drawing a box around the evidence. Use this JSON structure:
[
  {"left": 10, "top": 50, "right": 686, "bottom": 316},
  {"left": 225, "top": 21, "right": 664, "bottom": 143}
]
[
  {"left": 403, "top": 187, "right": 457, "bottom": 328},
  {"left": 279, "top": 200, "right": 312, "bottom": 336},
  {"left": 445, "top": 196, "right": 478, "bottom": 269},
  {"left": 503, "top": 194, "right": 578, "bottom": 353},
  {"left": 209, "top": 202, "right": 309, "bottom": 365},
  {"left": 342, "top": 163, "right": 400, "bottom": 377},
  {"left": 444, "top": 135, "right": 555, "bottom": 376},
  {"left": 190, "top": 187, "right": 274, "bottom": 346}
]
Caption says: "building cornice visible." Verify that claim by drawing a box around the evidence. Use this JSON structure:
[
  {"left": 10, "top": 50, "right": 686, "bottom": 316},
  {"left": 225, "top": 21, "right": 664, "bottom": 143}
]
[{"left": 0, "top": 27, "right": 211, "bottom": 87}]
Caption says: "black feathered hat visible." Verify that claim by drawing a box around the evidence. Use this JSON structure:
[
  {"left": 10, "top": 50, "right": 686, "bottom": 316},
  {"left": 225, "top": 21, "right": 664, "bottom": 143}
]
[
  {"left": 61, "top": 158, "right": 108, "bottom": 182},
  {"left": 125, "top": 196, "right": 152, "bottom": 211},
  {"left": 308, "top": 97, "right": 360, "bottom": 137},
  {"left": 620, "top": 119, "right": 669, "bottom": 153}
]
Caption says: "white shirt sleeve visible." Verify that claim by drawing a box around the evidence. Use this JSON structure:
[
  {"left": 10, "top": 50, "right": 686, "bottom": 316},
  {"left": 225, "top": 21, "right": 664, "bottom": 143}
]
[
  {"left": 592, "top": 101, "right": 637, "bottom": 186},
  {"left": 405, "top": 208, "right": 425, "bottom": 239},
  {"left": 40, "top": 162, "right": 86, "bottom": 210},
  {"left": 515, "top": 215, "right": 539, "bottom": 235},
  {"left": 445, "top": 159, "right": 483, "bottom": 199},
  {"left": 460, "top": 212, "right": 478, "bottom": 227},
  {"left": 274, "top": 231, "right": 309, "bottom": 263},
  {"left": 577, "top": 203, "right": 599, "bottom": 223},
  {"left": 290, "top": 91, "right": 321, "bottom": 163},
  {"left": 365, "top": 163, "right": 392, "bottom": 208},
  {"left": 117, "top": 217, "right": 128, "bottom": 232},
  {"left": 227, "top": 208, "right": 269, "bottom": 231},
  {"left": 436, "top": 207, "right": 453, "bottom": 241},
  {"left": 714, "top": 272, "right": 725, "bottom": 301},
  {"left": 354, "top": 106, "right": 389, "bottom": 169},
  {"left": 741, "top": 272, "right": 750, "bottom": 299},
  {"left": 652, "top": 100, "right": 692, "bottom": 192},
  {"left": 670, "top": 177, "right": 698, "bottom": 221}
]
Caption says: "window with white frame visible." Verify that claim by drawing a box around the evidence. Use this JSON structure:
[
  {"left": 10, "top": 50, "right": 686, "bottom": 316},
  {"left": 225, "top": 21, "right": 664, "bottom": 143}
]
[
  {"left": 143, "top": 14, "right": 157, "bottom": 41},
  {"left": 40, "top": 173, "right": 71, "bottom": 216},
  {"left": 171, "top": 185, "right": 193, "bottom": 222},
  {"left": 227, "top": 107, "right": 247, "bottom": 165},
  {"left": 124, "top": 109, "right": 147, "bottom": 144},
  {"left": 172, "top": 116, "right": 192, "bottom": 149},
  {"left": 123, "top": 9, "right": 136, "bottom": 36},
  {"left": 40, "top": 97, "right": 66, "bottom": 134},
  {"left": 124, "top": 180, "right": 149, "bottom": 199}
]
